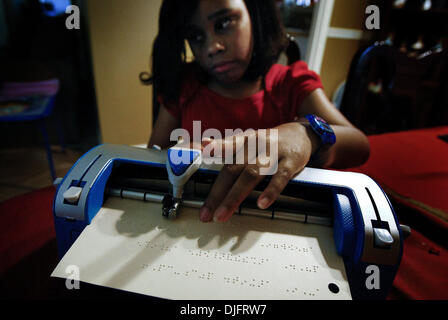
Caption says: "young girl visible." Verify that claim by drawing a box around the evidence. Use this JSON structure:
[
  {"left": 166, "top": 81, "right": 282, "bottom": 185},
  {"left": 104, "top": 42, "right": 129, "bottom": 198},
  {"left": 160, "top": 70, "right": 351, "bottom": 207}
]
[{"left": 142, "top": 0, "right": 370, "bottom": 223}]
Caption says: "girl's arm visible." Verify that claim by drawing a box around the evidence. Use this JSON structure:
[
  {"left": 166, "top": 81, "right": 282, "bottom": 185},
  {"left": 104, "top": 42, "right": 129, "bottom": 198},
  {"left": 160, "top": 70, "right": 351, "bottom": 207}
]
[
  {"left": 148, "top": 105, "right": 181, "bottom": 149},
  {"left": 298, "top": 88, "right": 370, "bottom": 169},
  {"left": 199, "top": 89, "right": 370, "bottom": 223}
]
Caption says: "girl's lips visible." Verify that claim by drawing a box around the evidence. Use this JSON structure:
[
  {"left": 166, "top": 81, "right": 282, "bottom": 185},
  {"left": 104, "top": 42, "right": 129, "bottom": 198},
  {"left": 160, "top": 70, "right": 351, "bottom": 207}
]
[{"left": 212, "top": 61, "right": 238, "bottom": 74}]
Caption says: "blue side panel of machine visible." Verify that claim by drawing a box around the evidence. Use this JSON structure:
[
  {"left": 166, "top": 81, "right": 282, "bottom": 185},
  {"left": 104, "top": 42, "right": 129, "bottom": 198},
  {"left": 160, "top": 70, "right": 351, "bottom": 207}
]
[
  {"left": 54, "top": 217, "right": 88, "bottom": 258},
  {"left": 85, "top": 160, "right": 113, "bottom": 223},
  {"left": 52, "top": 145, "right": 105, "bottom": 258},
  {"left": 333, "top": 187, "right": 365, "bottom": 266},
  {"left": 335, "top": 184, "right": 403, "bottom": 300},
  {"left": 333, "top": 192, "right": 356, "bottom": 257}
]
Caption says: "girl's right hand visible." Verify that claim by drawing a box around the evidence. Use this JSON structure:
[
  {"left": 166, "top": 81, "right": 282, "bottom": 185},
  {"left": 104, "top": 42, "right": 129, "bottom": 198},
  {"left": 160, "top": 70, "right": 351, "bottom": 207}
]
[{"left": 198, "top": 123, "right": 319, "bottom": 223}]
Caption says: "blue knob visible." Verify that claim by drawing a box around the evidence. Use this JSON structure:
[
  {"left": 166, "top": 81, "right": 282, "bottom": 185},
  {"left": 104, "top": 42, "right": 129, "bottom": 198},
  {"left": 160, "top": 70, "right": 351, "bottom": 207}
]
[{"left": 167, "top": 148, "right": 201, "bottom": 176}]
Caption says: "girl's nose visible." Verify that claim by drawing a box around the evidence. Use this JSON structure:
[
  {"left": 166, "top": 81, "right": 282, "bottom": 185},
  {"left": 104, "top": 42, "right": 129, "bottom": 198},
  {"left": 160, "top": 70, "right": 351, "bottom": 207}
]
[{"left": 207, "top": 36, "right": 225, "bottom": 58}]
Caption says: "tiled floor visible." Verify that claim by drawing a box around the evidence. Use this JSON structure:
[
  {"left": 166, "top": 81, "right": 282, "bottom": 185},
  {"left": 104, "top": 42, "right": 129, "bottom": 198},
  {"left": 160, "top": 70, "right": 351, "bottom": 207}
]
[{"left": 0, "top": 146, "right": 83, "bottom": 202}]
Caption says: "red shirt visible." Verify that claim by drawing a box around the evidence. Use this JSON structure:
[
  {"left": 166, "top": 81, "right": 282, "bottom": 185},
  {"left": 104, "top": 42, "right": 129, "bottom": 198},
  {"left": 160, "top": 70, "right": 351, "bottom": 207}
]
[{"left": 160, "top": 61, "right": 323, "bottom": 137}]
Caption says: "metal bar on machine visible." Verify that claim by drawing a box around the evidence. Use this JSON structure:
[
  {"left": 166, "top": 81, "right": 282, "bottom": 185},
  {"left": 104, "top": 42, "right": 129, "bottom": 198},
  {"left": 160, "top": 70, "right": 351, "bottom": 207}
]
[{"left": 105, "top": 187, "right": 332, "bottom": 226}]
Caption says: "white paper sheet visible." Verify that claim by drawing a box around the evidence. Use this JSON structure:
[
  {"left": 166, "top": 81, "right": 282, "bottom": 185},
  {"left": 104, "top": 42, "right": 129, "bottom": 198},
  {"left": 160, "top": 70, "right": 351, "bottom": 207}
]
[{"left": 51, "top": 197, "right": 351, "bottom": 299}]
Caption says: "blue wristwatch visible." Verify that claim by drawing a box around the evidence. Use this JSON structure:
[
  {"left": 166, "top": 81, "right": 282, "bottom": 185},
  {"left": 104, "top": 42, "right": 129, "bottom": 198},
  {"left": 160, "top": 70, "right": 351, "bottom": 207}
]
[
  {"left": 300, "top": 114, "right": 336, "bottom": 163},
  {"left": 304, "top": 114, "right": 336, "bottom": 146},
  {"left": 305, "top": 114, "right": 336, "bottom": 146}
]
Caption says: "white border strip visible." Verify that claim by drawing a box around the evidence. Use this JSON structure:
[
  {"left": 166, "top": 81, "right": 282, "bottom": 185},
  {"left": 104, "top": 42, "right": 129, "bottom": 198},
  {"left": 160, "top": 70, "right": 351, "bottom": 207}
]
[{"left": 305, "top": 0, "right": 335, "bottom": 74}]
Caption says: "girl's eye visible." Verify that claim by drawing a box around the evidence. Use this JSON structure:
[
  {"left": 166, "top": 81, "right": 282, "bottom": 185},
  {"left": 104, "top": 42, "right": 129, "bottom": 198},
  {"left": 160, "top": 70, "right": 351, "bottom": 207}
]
[
  {"left": 215, "top": 17, "right": 233, "bottom": 32},
  {"left": 187, "top": 32, "right": 204, "bottom": 44}
]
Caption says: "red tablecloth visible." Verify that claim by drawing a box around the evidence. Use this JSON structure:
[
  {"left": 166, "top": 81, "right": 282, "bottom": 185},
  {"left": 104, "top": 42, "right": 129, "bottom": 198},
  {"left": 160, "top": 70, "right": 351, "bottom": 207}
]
[
  {"left": 0, "top": 186, "right": 56, "bottom": 275},
  {"left": 350, "top": 126, "right": 448, "bottom": 230}
]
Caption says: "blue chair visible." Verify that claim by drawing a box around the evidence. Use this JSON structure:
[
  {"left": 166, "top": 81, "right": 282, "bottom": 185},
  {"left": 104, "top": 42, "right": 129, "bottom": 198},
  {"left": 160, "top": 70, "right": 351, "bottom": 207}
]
[
  {"left": 0, "top": 79, "right": 64, "bottom": 181},
  {"left": 339, "top": 42, "right": 398, "bottom": 134},
  {"left": 341, "top": 41, "right": 448, "bottom": 133}
]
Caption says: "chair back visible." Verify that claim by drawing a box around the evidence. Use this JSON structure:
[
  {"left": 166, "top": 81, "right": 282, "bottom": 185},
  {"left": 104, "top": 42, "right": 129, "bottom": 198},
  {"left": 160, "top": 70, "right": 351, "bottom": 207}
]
[
  {"left": 341, "top": 42, "right": 448, "bottom": 133},
  {"left": 340, "top": 43, "right": 397, "bottom": 131},
  {"left": 0, "top": 79, "right": 60, "bottom": 120}
]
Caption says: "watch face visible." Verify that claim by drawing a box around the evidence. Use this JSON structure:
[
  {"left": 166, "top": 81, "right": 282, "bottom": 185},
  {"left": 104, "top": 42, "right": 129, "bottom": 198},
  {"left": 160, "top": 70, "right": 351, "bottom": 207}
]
[
  {"left": 306, "top": 114, "right": 336, "bottom": 145},
  {"left": 314, "top": 116, "right": 333, "bottom": 133},
  {"left": 315, "top": 116, "right": 332, "bottom": 132}
]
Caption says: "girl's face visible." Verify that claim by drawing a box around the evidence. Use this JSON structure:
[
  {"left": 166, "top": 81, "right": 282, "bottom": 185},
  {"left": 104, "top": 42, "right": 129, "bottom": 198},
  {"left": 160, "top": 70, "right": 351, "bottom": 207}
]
[{"left": 186, "top": 0, "right": 254, "bottom": 85}]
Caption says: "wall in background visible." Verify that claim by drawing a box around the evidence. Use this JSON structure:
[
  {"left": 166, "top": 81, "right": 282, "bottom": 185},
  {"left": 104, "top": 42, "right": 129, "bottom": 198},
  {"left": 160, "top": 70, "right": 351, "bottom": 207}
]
[
  {"left": 330, "top": 0, "right": 369, "bottom": 29},
  {"left": 87, "top": 0, "right": 161, "bottom": 145},
  {"left": 319, "top": 0, "right": 369, "bottom": 99},
  {"left": 320, "top": 37, "right": 362, "bottom": 100}
]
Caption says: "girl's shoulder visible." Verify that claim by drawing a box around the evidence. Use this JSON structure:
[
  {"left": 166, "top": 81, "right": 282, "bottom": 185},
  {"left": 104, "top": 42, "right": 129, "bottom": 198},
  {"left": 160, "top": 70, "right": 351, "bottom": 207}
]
[
  {"left": 265, "top": 60, "right": 322, "bottom": 91},
  {"left": 264, "top": 61, "right": 324, "bottom": 112}
]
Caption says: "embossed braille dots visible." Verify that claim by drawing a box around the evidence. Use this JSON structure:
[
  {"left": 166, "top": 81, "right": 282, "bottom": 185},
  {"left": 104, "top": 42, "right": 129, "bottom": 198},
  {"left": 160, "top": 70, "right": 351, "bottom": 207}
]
[{"left": 223, "top": 276, "right": 270, "bottom": 288}]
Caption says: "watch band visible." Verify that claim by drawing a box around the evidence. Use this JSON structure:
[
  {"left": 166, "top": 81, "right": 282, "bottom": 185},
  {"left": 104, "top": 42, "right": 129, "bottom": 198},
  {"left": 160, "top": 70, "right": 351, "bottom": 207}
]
[{"left": 297, "top": 114, "right": 336, "bottom": 164}]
